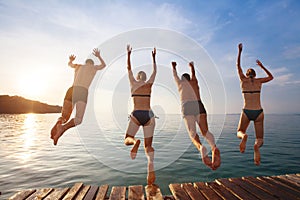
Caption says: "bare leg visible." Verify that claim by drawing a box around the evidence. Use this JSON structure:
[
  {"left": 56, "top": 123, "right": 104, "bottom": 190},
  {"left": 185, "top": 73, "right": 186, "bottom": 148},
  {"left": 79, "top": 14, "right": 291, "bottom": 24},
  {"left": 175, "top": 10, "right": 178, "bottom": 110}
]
[
  {"left": 237, "top": 112, "right": 250, "bottom": 153},
  {"left": 197, "top": 114, "right": 221, "bottom": 170},
  {"left": 125, "top": 117, "right": 140, "bottom": 159},
  {"left": 53, "top": 101, "right": 86, "bottom": 145},
  {"left": 143, "top": 118, "right": 155, "bottom": 185},
  {"left": 254, "top": 112, "right": 264, "bottom": 165},
  {"left": 51, "top": 100, "right": 73, "bottom": 139},
  {"left": 184, "top": 115, "right": 212, "bottom": 169}
]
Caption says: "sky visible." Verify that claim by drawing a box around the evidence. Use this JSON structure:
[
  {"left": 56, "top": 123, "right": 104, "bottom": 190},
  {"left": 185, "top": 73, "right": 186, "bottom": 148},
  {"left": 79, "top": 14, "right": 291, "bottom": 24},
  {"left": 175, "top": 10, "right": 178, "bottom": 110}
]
[{"left": 0, "top": 0, "right": 300, "bottom": 114}]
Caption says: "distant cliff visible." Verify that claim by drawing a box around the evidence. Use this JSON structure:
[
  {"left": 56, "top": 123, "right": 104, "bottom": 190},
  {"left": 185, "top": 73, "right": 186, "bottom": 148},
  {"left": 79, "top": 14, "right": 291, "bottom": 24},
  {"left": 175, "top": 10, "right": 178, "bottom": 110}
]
[{"left": 0, "top": 95, "right": 61, "bottom": 114}]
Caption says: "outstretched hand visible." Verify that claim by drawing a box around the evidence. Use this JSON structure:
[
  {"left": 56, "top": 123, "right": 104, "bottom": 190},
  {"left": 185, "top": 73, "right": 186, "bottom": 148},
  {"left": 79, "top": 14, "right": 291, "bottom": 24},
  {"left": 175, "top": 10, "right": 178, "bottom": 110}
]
[
  {"left": 93, "top": 48, "right": 100, "bottom": 57},
  {"left": 152, "top": 47, "right": 156, "bottom": 58},
  {"left": 69, "top": 54, "right": 76, "bottom": 61},
  {"left": 171, "top": 61, "right": 177, "bottom": 70},
  {"left": 238, "top": 43, "right": 243, "bottom": 51},
  {"left": 189, "top": 61, "right": 194, "bottom": 68},
  {"left": 256, "top": 59, "right": 263, "bottom": 67},
  {"left": 127, "top": 44, "right": 132, "bottom": 55}
]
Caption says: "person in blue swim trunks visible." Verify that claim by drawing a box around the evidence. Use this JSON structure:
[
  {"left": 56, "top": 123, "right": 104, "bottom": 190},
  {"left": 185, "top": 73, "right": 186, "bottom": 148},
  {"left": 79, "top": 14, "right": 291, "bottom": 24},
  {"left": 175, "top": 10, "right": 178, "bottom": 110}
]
[
  {"left": 124, "top": 44, "right": 157, "bottom": 185},
  {"left": 236, "top": 43, "right": 273, "bottom": 165}
]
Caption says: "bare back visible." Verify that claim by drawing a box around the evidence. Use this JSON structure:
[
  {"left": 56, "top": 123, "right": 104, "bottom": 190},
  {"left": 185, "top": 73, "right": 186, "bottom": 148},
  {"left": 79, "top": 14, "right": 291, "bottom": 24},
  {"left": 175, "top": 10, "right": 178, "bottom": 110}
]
[
  {"left": 131, "top": 81, "right": 152, "bottom": 110},
  {"left": 240, "top": 78, "right": 262, "bottom": 110}
]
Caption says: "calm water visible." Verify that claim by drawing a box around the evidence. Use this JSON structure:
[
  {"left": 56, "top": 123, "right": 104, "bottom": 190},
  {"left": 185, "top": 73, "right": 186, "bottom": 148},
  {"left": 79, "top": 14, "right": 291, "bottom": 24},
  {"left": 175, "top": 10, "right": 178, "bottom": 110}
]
[{"left": 0, "top": 113, "right": 299, "bottom": 199}]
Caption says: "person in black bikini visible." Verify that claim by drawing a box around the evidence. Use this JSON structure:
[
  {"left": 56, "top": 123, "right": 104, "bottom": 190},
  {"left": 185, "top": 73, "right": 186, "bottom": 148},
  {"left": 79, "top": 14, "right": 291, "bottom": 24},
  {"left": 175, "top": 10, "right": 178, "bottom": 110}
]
[
  {"left": 124, "top": 44, "right": 157, "bottom": 185},
  {"left": 236, "top": 43, "right": 273, "bottom": 165}
]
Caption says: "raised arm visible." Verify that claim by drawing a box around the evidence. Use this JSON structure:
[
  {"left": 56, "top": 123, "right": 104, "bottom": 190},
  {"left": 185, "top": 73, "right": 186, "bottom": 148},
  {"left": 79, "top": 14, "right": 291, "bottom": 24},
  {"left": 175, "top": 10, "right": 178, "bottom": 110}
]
[
  {"left": 256, "top": 59, "right": 274, "bottom": 83},
  {"left": 93, "top": 48, "right": 106, "bottom": 70},
  {"left": 237, "top": 43, "right": 246, "bottom": 80},
  {"left": 172, "top": 61, "right": 180, "bottom": 85},
  {"left": 147, "top": 47, "right": 157, "bottom": 84},
  {"left": 189, "top": 61, "right": 197, "bottom": 81},
  {"left": 127, "top": 44, "right": 135, "bottom": 84},
  {"left": 68, "top": 54, "right": 81, "bottom": 68}
]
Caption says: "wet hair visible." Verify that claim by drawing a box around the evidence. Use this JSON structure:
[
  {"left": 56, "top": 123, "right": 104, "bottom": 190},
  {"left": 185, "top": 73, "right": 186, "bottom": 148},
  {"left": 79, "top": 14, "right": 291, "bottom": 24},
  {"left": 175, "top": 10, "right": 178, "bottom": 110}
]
[
  {"left": 85, "top": 59, "right": 94, "bottom": 65},
  {"left": 246, "top": 68, "right": 256, "bottom": 78},
  {"left": 181, "top": 73, "right": 190, "bottom": 81},
  {"left": 137, "top": 71, "right": 147, "bottom": 81}
]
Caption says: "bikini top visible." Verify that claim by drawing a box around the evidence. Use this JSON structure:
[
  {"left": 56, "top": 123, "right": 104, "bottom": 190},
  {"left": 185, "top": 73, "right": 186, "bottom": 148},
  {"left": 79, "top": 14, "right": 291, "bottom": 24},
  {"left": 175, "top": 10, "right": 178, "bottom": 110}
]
[
  {"left": 242, "top": 90, "right": 260, "bottom": 94},
  {"left": 131, "top": 94, "right": 151, "bottom": 97}
]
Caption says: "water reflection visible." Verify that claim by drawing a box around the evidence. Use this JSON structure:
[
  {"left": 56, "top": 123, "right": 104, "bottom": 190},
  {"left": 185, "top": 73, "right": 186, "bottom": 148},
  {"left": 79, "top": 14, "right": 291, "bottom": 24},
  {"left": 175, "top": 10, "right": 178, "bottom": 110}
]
[{"left": 19, "top": 114, "right": 37, "bottom": 163}]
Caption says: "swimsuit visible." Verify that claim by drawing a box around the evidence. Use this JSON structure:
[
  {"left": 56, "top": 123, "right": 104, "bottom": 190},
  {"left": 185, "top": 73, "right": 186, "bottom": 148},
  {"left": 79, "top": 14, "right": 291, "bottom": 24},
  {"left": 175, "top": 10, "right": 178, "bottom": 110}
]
[
  {"left": 64, "top": 86, "right": 88, "bottom": 104},
  {"left": 131, "top": 94, "right": 151, "bottom": 97},
  {"left": 131, "top": 110, "right": 154, "bottom": 126},
  {"left": 182, "top": 100, "right": 206, "bottom": 116},
  {"left": 242, "top": 91, "right": 260, "bottom": 94},
  {"left": 243, "top": 109, "right": 263, "bottom": 121}
]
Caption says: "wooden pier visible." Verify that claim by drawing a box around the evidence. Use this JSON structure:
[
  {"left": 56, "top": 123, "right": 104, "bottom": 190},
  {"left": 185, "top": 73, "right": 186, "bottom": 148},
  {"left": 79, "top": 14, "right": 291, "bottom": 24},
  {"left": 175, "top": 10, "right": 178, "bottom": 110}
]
[{"left": 7, "top": 173, "right": 300, "bottom": 200}]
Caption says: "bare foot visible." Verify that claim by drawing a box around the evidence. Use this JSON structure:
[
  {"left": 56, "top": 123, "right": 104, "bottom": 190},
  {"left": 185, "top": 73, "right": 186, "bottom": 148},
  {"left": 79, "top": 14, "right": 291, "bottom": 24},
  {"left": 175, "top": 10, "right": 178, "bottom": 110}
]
[
  {"left": 53, "top": 123, "right": 63, "bottom": 146},
  {"left": 50, "top": 121, "right": 61, "bottom": 139},
  {"left": 212, "top": 147, "right": 221, "bottom": 170},
  {"left": 200, "top": 146, "right": 212, "bottom": 169},
  {"left": 147, "top": 171, "right": 156, "bottom": 185},
  {"left": 130, "top": 139, "right": 140, "bottom": 160},
  {"left": 254, "top": 144, "right": 261, "bottom": 166},
  {"left": 240, "top": 134, "right": 248, "bottom": 153}
]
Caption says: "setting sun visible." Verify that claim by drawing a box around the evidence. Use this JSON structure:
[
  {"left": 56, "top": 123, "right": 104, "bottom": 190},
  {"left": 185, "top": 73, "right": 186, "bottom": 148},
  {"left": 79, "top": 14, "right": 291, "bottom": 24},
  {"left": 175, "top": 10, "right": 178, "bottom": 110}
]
[{"left": 18, "top": 73, "right": 48, "bottom": 99}]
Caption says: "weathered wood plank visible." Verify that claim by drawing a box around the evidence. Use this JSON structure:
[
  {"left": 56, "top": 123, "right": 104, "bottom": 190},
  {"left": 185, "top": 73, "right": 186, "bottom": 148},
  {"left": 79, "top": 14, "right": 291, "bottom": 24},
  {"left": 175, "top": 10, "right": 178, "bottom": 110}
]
[
  {"left": 95, "top": 185, "right": 109, "bottom": 200},
  {"left": 216, "top": 178, "right": 257, "bottom": 200},
  {"left": 109, "top": 186, "right": 126, "bottom": 200},
  {"left": 276, "top": 175, "right": 300, "bottom": 190},
  {"left": 128, "top": 185, "right": 144, "bottom": 200},
  {"left": 83, "top": 185, "right": 99, "bottom": 200},
  {"left": 230, "top": 177, "right": 274, "bottom": 200},
  {"left": 206, "top": 181, "right": 239, "bottom": 200},
  {"left": 8, "top": 189, "right": 36, "bottom": 200},
  {"left": 44, "top": 188, "right": 69, "bottom": 200},
  {"left": 259, "top": 176, "right": 300, "bottom": 199},
  {"left": 194, "top": 182, "right": 222, "bottom": 200},
  {"left": 243, "top": 176, "right": 291, "bottom": 199},
  {"left": 75, "top": 185, "right": 91, "bottom": 200},
  {"left": 169, "top": 184, "right": 190, "bottom": 200},
  {"left": 62, "top": 183, "right": 83, "bottom": 200},
  {"left": 181, "top": 183, "right": 206, "bottom": 200},
  {"left": 145, "top": 184, "right": 163, "bottom": 200},
  {"left": 26, "top": 188, "right": 53, "bottom": 200},
  {"left": 286, "top": 174, "right": 300, "bottom": 184}
]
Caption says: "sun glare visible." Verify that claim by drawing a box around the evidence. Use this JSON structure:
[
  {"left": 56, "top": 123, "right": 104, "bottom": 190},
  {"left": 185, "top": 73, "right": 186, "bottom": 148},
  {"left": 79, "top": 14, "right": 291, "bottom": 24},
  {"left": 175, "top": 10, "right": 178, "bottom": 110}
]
[{"left": 18, "top": 74, "right": 47, "bottom": 99}]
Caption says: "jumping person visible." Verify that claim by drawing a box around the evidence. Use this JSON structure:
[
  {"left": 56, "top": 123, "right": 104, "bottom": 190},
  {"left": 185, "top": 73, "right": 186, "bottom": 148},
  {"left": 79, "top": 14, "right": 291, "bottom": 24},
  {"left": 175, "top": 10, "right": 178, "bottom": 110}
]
[
  {"left": 51, "top": 48, "right": 106, "bottom": 145},
  {"left": 172, "top": 61, "right": 221, "bottom": 170},
  {"left": 124, "top": 45, "right": 157, "bottom": 185},
  {"left": 236, "top": 43, "right": 273, "bottom": 165}
]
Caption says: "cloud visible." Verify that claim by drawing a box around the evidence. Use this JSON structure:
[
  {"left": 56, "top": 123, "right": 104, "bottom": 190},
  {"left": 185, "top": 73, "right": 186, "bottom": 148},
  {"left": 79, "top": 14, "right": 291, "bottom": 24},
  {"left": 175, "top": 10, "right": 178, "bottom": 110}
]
[{"left": 283, "top": 46, "right": 300, "bottom": 59}]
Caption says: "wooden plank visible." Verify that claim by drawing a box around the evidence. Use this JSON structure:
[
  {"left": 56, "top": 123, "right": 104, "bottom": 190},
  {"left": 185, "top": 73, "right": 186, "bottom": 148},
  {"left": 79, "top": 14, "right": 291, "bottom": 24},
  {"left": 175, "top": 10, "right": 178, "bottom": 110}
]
[
  {"left": 181, "top": 183, "right": 206, "bottom": 200},
  {"left": 207, "top": 181, "right": 239, "bottom": 200},
  {"left": 271, "top": 176, "right": 300, "bottom": 192},
  {"left": 26, "top": 188, "right": 53, "bottom": 200},
  {"left": 216, "top": 178, "right": 257, "bottom": 200},
  {"left": 286, "top": 174, "right": 300, "bottom": 184},
  {"left": 8, "top": 189, "right": 36, "bottom": 200},
  {"left": 109, "top": 186, "right": 126, "bottom": 200},
  {"left": 95, "top": 185, "right": 109, "bottom": 200},
  {"left": 194, "top": 182, "right": 222, "bottom": 200},
  {"left": 44, "top": 188, "right": 69, "bottom": 200},
  {"left": 83, "top": 185, "right": 99, "bottom": 200},
  {"left": 243, "top": 176, "right": 291, "bottom": 199},
  {"left": 145, "top": 184, "right": 163, "bottom": 200},
  {"left": 74, "top": 185, "right": 91, "bottom": 200},
  {"left": 169, "top": 183, "right": 190, "bottom": 200},
  {"left": 128, "top": 185, "right": 144, "bottom": 200},
  {"left": 230, "top": 178, "right": 275, "bottom": 200},
  {"left": 62, "top": 183, "right": 83, "bottom": 200},
  {"left": 259, "top": 176, "right": 300, "bottom": 198}
]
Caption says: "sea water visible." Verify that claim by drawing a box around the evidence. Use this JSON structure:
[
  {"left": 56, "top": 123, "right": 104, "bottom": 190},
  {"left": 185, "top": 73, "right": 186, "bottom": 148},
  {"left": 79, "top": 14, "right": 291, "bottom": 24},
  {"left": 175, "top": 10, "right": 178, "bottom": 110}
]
[{"left": 0, "top": 113, "right": 299, "bottom": 199}]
